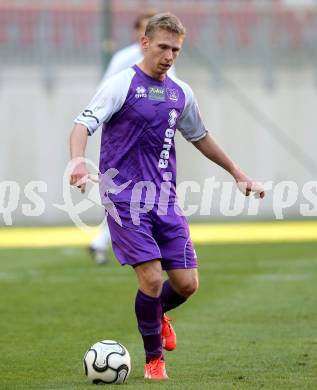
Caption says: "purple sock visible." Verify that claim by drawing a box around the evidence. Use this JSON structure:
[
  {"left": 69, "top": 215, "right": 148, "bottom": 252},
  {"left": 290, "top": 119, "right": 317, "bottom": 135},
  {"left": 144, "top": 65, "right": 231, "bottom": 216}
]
[
  {"left": 161, "top": 280, "right": 187, "bottom": 313},
  {"left": 135, "top": 289, "right": 163, "bottom": 363}
]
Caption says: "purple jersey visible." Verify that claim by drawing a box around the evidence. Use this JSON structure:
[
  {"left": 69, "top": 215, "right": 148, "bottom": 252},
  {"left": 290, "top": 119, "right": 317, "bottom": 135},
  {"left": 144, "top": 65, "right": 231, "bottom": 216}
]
[{"left": 75, "top": 65, "right": 207, "bottom": 205}]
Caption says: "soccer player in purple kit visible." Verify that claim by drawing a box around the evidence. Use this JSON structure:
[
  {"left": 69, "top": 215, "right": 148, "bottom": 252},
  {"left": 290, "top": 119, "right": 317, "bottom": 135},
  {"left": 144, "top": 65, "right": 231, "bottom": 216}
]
[{"left": 69, "top": 13, "right": 265, "bottom": 381}]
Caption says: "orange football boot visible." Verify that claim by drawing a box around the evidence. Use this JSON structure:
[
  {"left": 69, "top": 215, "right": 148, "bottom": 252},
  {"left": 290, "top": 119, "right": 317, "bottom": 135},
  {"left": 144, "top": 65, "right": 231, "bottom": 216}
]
[
  {"left": 161, "top": 314, "right": 176, "bottom": 351},
  {"left": 144, "top": 356, "right": 168, "bottom": 380}
]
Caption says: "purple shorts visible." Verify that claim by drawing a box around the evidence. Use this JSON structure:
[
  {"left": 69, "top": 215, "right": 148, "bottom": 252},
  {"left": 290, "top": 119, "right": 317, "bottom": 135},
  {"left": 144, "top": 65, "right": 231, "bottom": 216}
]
[{"left": 106, "top": 202, "right": 198, "bottom": 270}]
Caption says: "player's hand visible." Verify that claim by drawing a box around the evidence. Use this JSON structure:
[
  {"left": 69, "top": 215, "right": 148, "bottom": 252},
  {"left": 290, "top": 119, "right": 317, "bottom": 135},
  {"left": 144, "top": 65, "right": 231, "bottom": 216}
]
[
  {"left": 234, "top": 170, "right": 265, "bottom": 199},
  {"left": 69, "top": 160, "right": 90, "bottom": 194}
]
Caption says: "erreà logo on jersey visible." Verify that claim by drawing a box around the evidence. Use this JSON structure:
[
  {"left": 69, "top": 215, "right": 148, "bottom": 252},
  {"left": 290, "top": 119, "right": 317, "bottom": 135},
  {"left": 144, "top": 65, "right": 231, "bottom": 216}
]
[
  {"left": 158, "top": 109, "right": 178, "bottom": 169},
  {"left": 148, "top": 86, "right": 166, "bottom": 101},
  {"left": 168, "top": 109, "right": 178, "bottom": 128},
  {"left": 135, "top": 86, "right": 147, "bottom": 98}
]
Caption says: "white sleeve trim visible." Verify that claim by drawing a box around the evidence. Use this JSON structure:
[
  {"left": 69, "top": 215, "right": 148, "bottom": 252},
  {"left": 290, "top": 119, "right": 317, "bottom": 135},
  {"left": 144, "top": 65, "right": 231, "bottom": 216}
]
[
  {"left": 74, "top": 67, "right": 135, "bottom": 135},
  {"left": 190, "top": 131, "right": 208, "bottom": 142}
]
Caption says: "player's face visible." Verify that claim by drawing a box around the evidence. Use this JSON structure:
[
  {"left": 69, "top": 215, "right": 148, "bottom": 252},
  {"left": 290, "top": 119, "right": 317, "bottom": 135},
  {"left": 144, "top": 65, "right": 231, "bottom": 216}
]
[{"left": 141, "top": 29, "right": 184, "bottom": 79}]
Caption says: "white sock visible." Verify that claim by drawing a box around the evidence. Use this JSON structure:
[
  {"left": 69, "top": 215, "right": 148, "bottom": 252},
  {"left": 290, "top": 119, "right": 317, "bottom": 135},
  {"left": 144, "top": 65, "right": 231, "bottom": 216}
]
[{"left": 90, "top": 224, "right": 111, "bottom": 251}]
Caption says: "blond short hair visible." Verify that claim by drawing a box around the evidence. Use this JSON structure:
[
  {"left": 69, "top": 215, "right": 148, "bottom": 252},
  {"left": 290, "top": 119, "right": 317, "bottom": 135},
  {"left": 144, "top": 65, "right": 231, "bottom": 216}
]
[{"left": 145, "top": 13, "right": 186, "bottom": 38}]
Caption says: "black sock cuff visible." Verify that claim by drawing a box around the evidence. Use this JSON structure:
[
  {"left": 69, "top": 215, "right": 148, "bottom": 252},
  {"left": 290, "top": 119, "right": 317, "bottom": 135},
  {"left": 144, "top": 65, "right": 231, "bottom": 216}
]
[{"left": 137, "top": 289, "right": 161, "bottom": 302}]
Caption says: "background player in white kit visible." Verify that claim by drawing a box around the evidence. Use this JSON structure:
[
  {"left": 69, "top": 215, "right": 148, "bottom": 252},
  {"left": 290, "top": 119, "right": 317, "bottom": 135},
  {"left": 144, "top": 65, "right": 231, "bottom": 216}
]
[{"left": 89, "top": 11, "right": 176, "bottom": 264}]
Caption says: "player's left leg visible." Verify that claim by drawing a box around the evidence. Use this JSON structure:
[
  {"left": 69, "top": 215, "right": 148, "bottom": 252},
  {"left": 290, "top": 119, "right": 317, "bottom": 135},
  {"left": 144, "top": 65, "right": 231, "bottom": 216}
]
[
  {"left": 160, "top": 268, "right": 198, "bottom": 350},
  {"left": 155, "top": 204, "right": 198, "bottom": 312},
  {"left": 166, "top": 267, "right": 199, "bottom": 299}
]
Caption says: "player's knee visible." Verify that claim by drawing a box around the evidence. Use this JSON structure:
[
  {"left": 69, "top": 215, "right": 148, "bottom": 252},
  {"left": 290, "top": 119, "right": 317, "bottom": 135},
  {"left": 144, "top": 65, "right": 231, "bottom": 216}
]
[
  {"left": 179, "top": 278, "right": 199, "bottom": 298},
  {"left": 135, "top": 260, "right": 163, "bottom": 297},
  {"left": 146, "top": 278, "right": 163, "bottom": 296},
  {"left": 142, "top": 274, "right": 163, "bottom": 297}
]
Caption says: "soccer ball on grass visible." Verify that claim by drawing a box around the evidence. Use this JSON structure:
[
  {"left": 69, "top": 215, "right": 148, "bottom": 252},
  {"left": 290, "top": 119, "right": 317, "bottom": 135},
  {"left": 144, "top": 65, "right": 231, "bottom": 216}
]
[{"left": 83, "top": 340, "right": 131, "bottom": 384}]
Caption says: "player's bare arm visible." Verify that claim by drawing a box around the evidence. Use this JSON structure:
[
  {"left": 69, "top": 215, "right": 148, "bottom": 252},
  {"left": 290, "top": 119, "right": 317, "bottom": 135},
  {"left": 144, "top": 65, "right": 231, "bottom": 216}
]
[
  {"left": 193, "top": 133, "right": 265, "bottom": 199},
  {"left": 69, "top": 123, "right": 89, "bottom": 193}
]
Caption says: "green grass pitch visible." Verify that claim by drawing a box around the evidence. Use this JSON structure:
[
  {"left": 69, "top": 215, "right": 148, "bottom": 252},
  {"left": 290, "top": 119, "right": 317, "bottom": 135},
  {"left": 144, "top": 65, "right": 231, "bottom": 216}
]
[{"left": 0, "top": 242, "right": 317, "bottom": 389}]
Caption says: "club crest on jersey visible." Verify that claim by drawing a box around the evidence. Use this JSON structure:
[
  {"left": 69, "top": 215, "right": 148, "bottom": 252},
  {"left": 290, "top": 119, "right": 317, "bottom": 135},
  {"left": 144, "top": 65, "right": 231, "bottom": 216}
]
[
  {"left": 168, "top": 109, "right": 178, "bottom": 128},
  {"left": 135, "top": 86, "right": 147, "bottom": 98},
  {"left": 166, "top": 88, "right": 179, "bottom": 102},
  {"left": 148, "top": 86, "right": 166, "bottom": 101}
]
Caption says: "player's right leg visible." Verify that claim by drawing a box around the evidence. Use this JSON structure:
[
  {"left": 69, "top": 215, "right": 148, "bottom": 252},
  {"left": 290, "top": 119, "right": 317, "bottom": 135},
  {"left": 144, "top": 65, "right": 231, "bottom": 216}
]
[
  {"left": 106, "top": 204, "right": 169, "bottom": 380},
  {"left": 134, "top": 260, "right": 168, "bottom": 380}
]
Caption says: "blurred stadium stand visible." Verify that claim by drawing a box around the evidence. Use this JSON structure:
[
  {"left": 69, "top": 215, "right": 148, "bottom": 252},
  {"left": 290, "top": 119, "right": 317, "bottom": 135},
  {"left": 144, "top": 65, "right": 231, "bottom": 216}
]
[
  {"left": 1, "top": 0, "right": 317, "bottom": 82},
  {"left": 0, "top": 0, "right": 101, "bottom": 65},
  {"left": 1, "top": 0, "right": 317, "bottom": 225}
]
